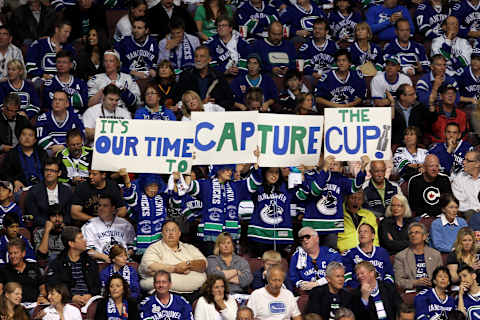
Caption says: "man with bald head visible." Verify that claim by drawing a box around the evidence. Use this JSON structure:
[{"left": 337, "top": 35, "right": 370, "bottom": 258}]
[
  {"left": 452, "top": 151, "right": 480, "bottom": 218},
  {"left": 253, "top": 21, "right": 296, "bottom": 78},
  {"left": 407, "top": 154, "right": 452, "bottom": 216},
  {"left": 363, "top": 160, "right": 402, "bottom": 217}
]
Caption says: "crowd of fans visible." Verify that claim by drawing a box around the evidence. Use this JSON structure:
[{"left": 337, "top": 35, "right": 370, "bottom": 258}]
[{"left": 0, "top": 0, "right": 480, "bottom": 318}]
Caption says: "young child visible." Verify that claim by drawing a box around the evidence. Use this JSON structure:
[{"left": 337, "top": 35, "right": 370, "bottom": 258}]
[
  {"left": 0, "top": 212, "right": 35, "bottom": 264},
  {"left": 0, "top": 181, "right": 23, "bottom": 227},
  {"left": 251, "top": 250, "right": 293, "bottom": 291}
]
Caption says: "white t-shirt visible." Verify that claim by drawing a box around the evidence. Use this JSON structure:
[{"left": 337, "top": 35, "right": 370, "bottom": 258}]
[
  {"left": 370, "top": 71, "right": 412, "bottom": 99},
  {"left": 82, "top": 103, "right": 132, "bottom": 129},
  {"left": 46, "top": 184, "right": 59, "bottom": 205},
  {"left": 247, "top": 287, "right": 301, "bottom": 320},
  {"left": 42, "top": 304, "right": 82, "bottom": 320}
]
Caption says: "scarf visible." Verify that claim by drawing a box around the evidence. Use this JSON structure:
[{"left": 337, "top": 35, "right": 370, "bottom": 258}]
[
  {"left": 370, "top": 286, "right": 387, "bottom": 320},
  {"left": 107, "top": 297, "right": 128, "bottom": 320},
  {"left": 110, "top": 265, "right": 132, "bottom": 285},
  {"left": 295, "top": 246, "right": 308, "bottom": 270},
  {"left": 170, "top": 35, "right": 195, "bottom": 69}
]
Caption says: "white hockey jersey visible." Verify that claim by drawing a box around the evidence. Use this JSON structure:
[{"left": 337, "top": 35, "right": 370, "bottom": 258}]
[{"left": 81, "top": 216, "right": 135, "bottom": 255}]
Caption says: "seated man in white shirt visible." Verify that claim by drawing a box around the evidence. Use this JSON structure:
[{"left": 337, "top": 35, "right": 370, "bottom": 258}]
[
  {"left": 247, "top": 265, "right": 302, "bottom": 320},
  {"left": 81, "top": 194, "right": 135, "bottom": 263},
  {"left": 82, "top": 84, "right": 131, "bottom": 144},
  {"left": 452, "top": 150, "right": 480, "bottom": 219}
]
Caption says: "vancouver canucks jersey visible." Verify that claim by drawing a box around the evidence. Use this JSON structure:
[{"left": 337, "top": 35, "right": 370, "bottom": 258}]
[
  {"left": 253, "top": 38, "right": 297, "bottom": 73},
  {"left": 234, "top": 0, "right": 279, "bottom": 39},
  {"left": 81, "top": 216, "right": 135, "bottom": 255},
  {"left": 415, "top": 288, "right": 455, "bottom": 320},
  {"left": 140, "top": 294, "right": 193, "bottom": 320},
  {"left": 230, "top": 74, "right": 278, "bottom": 104},
  {"left": 36, "top": 111, "right": 85, "bottom": 150},
  {"left": 314, "top": 69, "right": 367, "bottom": 104},
  {"left": 452, "top": 0, "right": 480, "bottom": 38},
  {"left": 415, "top": 3, "right": 449, "bottom": 40},
  {"left": 288, "top": 246, "right": 342, "bottom": 288},
  {"left": 458, "top": 293, "right": 480, "bottom": 320},
  {"left": 342, "top": 246, "right": 394, "bottom": 288},
  {"left": 348, "top": 42, "right": 384, "bottom": 70},
  {"left": 279, "top": 3, "right": 326, "bottom": 35},
  {"left": 416, "top": 72, "right": 459, "bottom": 106},
  {"left": 298, "top": 38, "right": 338, "bottom": 76},
  {"left": 25, "top": 38, "right": 76, "bottom": 81},
  {"left": 0, "top": 80, "right": 40, "bottom": 118},
  {"left": 0, "top": 202, "right": 23, "bottom": 227},
  {"left": 328, "top": 10, "right": 362, "bottom": 42},
  {"left": 383, "top": 39, "right": 430, "bottom": 73},
  {"left": 43, "top": 75, "right": 88, "bottom": 113},
  {"left": 115, "top": 35, "right": 159, "bottom": 74},
  {"left": 456, "top": 66, "right": 480, "bottom": 101},
  {"left": 428, "top": 140, "right": 473, "bottom": 175},
  {"left": 302, "top": 170, "right": 366, "bottom": 233},
  {"left": 205, "top": 33, "right": 251, "bottom": 74}
]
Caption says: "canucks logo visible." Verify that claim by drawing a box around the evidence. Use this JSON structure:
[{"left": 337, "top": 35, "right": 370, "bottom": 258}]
[
  {"left": 131, "top": 56, "right": 148, "bottom": 72},
  {"left": 332, "top": 92, "right": 349, "bottom": 104},
  {"left": 102, "top": 237, "right": 119, "bottom": 255},
  {"left": 300, "top": 16, "right": 320, "bottom": 31},
  {"left": 260, "top": 200, "right": 284, "bottom": 225},
  {"left": 316, "top": 191, "right": 337, "bottom": 215}
]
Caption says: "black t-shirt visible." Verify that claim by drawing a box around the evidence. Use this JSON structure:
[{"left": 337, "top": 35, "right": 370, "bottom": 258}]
[
  {"left": 71, "top": 179, "right": 125, "bottom": 217},
  {"left": 407, "top": 174, "right": 452, "bottom": 216},
  {"left": 0, "top": 262, "right": 44, "bottom": 302}
]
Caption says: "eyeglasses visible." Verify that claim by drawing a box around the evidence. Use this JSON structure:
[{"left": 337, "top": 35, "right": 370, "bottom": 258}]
[
  {"left": 299, "top": 234, "right": 312, "bottom": 241},
  {"left": 44, "top": 168, "right": 59, "bottom": 173}
]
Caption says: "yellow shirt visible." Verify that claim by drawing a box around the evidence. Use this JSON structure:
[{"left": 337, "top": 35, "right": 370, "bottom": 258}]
[{"left": 337, "top": 205, "right": 379, "bottom": 253}]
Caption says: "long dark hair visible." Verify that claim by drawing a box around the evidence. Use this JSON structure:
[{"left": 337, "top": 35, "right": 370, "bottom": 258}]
[
  {"left": 85, "top": 28, "right": 109, "bottom": 60},
  {"left": 104, "top": 274, "right": 130, "bottom": 301},
  {"left": 204, "top": 0, "right": 227, "bottom": 21},
  {"left": 262, "top": 167, "right": 283, "bottom": 194},
  {"left": 201, "top": 274, "right": 229, "bottom": 305}
]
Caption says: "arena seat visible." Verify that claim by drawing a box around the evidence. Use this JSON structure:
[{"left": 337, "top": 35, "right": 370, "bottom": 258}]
[{"left": 297, "top": 294, "right": 309, "bottom": 313}]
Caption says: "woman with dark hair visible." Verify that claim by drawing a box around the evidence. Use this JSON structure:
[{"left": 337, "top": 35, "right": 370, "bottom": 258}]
[
  {"left": 155, "top": 60, "right": 183, "bottom": 117},
  {"left": 206, "top": 232, "right": 253, "bottom": 294},
  {"left": 295, "top": 93, "right": 316, "bottom": 115},
  {"left": 328, "top": 0, "right": 361, "bottom": 46},
  {"left": 114, "top": 0, "right": 147, "bottom": 42},
  {"left": 95, "top": 274, "right": 139, "bottom": 320},
  {"left": 99, "top": 245, "right": 141, "bottom": 300},
  {"left": 276, "top": 70, "right": 310, "bottom": 114},
  {"left": 431, "top": 194, "right": 468, "bottom": 253},
  {"left": 134, "top": 83, "right": 176, "bottom": 120},
  {"left": 35, "top": 284, "right": 81, "bottom": 320},
  {"left": 392, "top": 126, "right": 428, "bottom": 182},
  {"left": 0, "top": 282, "right": 29, "bottom": 320},
  {"left": 76, "top": 28, "right": 108, "bottom": 80},
  {"left": 414, "top": 266, "right": 454, "bottom": 320},
  {"left": 194, "top": 274, "right": 238, "bottom": 320},
  {"left": 194, "top": 0, "right": 233, "bottom": 41}
]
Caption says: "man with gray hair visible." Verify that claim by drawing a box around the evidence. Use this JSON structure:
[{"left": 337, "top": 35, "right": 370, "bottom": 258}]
[
  {"left": 306, "top": 261, "right": 354, "bottom": 320},
  {"left": 335, "top": 307, "right": 355, "bottom": 320},
  {"left": 394, "top": 222, "right": 442, "bottom": 290},
  {"left": 452, "top": 150, "right": 480, "bottom": 219},
  {"left": 288, "top": 226, "right": 342, "bottom": 294}
]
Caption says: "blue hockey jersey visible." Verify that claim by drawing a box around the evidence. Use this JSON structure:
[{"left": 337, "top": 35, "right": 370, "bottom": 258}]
[
  {"left": 253, "top": 38, "right": 297, "bottom": 73},
  {"left": 314, "top": 69, "right": 367, "bottom": 104},
  {"left": 43, "top": 75, "right": 88, "bottom": 113},
  {"left": 36, "top": 111, "right": 85, "bottom": 150},
  {"left": 234, "top": 0, "right": 279, "bottom": 39},
  {"left": 99, "top": 264, "right": 141, "bottom": 299},
  {"left": 348, "top": 42, "right": 384, "bottom": 70},
  {"left": 298, "top": 38, "right": 338, "bottom": 76},
  {"left": 455, "top": 66, "right": 480, "bottom": 101},
  {"left": 205, "top": 33, "right": 251, "bottom": 74},
  {"left": 415, "top": 3, "right": 449, "bottom": 40},
  {"left": 0, "top": 202, "right": 23, "bottom": 227},
  {"left": 415, "top": 288, "right": 455, "bottom": 320},
  {"left": 416, "top": 72, "right": 459, "bottom": 106},
  {"left": 115, "top": 35, "right": 159, "bottom": 74},
  {"left": 279, "top": 3, "right": 326, "bottom": 35},
  {"left": 342, "top": 246, "right": 394, "bottom": 288},
  {"left": 458, "top": 293, "right": 480, "bottom": 320},
  {"left": 452, "top": 0, "right": 480, "bottom": 38},
  {"left": 139, "top": 294, "right": 193, "bottom": 320},
  {"left": 188, "top": 176, "right": 259, "bottom": 241},
  {"left": 302, "top": 170, "right": 366, "bottom": 233},
  {"left": 0, "top": 235, "right": 36, "bottom": 264},
  {"left": 247, "top": 168, "right": 301, "bottom": 244},
  {"left": 365, "top": 4, "right": 414, "bottom": 41},
  {"left": 230, "top": 74, "right": 278, "bottom": 104},
  {"left": 428, "top": 140, "right": 473, "bottom": 175},
  {"left": 25, "top": 38, "right": 76, "bottom": 81},
  {"left": 134, "top": 106, "right": 176, "bottom": 120},
  {"left": 328, "top": 10, "right": 362, "bottom": 42},
  {"left": 0, "top": 80, "right": 40, "bottom": 118},
  {"left": 383, "top": 39, "right": 430, "bottom": 73},
  {"left": 288, "top": 246, "right": 342, "bottom": 288}
]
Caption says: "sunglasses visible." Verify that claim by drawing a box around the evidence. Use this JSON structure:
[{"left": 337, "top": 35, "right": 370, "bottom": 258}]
[{"left": 299, "top": 234, "right": 313, "bottom": 241}]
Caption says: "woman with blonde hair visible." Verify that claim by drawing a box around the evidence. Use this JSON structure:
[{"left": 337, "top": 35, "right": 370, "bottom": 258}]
[
  {"left": 206, "top": 232, "right": 253, "bottom": 294},
  {"left": 0, "top": 282, "right": 29, "bottom": 320},
  {"left": 181, "top": 90, "right": 224, "bottom": 121},
  {"left": 348, "top": 22, "right": 383, "bottom": 73},
  {"left": 447, "top": 227, "right": 480, "bottom": 283},
  {"left": 379, "top": 194, "right": 413, "bottom": 254},
  {"left": 0, "top": 59, "right": 40, "bottom": 118}
]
